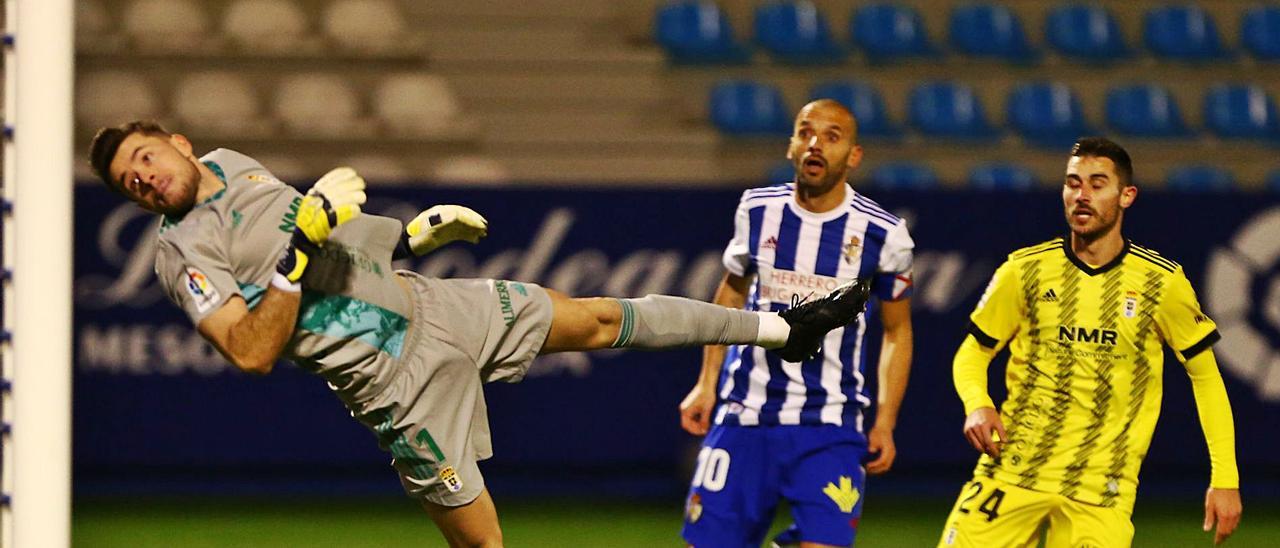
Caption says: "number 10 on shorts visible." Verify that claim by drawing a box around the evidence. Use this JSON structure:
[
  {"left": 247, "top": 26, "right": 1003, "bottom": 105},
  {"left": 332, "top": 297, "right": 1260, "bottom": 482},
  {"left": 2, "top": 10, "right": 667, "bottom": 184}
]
[{"left": 692, "top": 448, "right": 731, "bottom": 492}]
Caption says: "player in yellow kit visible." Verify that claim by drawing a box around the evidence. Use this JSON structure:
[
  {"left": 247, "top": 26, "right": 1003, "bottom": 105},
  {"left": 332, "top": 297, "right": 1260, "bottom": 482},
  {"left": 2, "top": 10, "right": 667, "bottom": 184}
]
[{"left": 938, "top": 137, "right": 1243, "bottom": 547}]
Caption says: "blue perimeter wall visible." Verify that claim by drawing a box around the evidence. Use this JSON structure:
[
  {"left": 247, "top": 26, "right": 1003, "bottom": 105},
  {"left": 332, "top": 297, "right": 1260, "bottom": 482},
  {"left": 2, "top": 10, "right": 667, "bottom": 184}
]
[{"left": 70, "top": 185, "right": 1280, "bottom": 500}]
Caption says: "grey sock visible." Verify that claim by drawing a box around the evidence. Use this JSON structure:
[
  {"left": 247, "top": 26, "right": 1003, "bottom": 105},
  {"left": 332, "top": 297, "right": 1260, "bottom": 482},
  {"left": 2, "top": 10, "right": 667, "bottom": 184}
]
[{"left": 610, "top": 295, "right": 760, "bottom": 349}]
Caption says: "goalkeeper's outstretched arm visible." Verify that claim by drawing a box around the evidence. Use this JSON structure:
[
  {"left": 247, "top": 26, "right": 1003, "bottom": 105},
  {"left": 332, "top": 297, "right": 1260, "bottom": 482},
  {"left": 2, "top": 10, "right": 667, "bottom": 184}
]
[{"left": 198, "top": 167, "right": 367, "bottom": 374}]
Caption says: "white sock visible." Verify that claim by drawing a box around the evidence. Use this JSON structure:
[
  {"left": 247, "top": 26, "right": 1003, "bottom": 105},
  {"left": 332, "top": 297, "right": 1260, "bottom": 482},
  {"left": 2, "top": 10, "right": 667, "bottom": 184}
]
[{"left": 755, "top": 312, "right": 791, "bottom": 349}]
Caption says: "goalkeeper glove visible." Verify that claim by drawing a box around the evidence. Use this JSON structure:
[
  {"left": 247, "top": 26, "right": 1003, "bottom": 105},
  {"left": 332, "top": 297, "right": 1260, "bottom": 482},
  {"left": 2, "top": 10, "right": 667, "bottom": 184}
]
[
  {"left": 275, "top": 167, "right": 367, "bottom": 287},
  {"left": 395, "top": 204, "right": 488, "bottom": 257}
]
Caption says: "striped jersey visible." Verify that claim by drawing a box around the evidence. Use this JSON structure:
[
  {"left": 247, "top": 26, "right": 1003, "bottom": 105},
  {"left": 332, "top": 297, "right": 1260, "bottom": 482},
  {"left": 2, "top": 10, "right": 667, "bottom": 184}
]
[
  {"left": 966, "top": 237, "right": 1219, "bottom": 510},
  {"left": 154, "top": 149, "right": 412, "bottom": 411},
  {"left": 715, "top": 183, "right": 914, "bottom": 429}
]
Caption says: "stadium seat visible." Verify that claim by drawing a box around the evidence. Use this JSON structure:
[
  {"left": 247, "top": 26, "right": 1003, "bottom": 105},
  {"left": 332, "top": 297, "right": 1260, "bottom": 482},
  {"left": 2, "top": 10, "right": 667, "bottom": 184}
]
[
  {"left": 867, "top": 162, "right": 939, "bottom": 190},
  {"left": 968, "top": 163, "right": 1037, "bottom": 191},
  {"left": 1046, "top": 5, "right": 1128, "bottom": 61},
  {"left": 1267, "top": 170, "right": 1280, "bottom": 193},
  {"left": 908, "top": 82, "right": 998, "bottom": 139},
  {"left": 654, "top": 1, "right": 750, "bottom": 64},
  {"left": 1242, "top": 7, "right": 1280, "bottom": 60},
  {"left": 1144, "top": 6, "right": 1226, "bottom": 60},
  {"left": 374, "top": 74, "right": 460, "bottom": 136},
  {"left": 949, "top": 4, "right": 1036, "bottom": 62},
  {"left": 1165, "top": 165, "right": 1236, "bottom": 192},
  {"left": 1106, "top": 85, "right": 1189, "bottom": 138},
  {"left": 122, "top": 0, "right": 210, "bottom": 53},
  {"left": 809, "top": 81, "right": 901, "bottom": 139},
  {"left": 77, "top": 0, "right": 111, "bottom": 42},
  {"left": 76, "top": 71, "right": 162, "bottom": 129},
  {"left": 850, "top": 3, "right": 935, "bottom": 62},
  {"left": 767, "top": 161, "right": 796, "bottom": 184},
  {"left": 432, "top": 156, "right": 511, "bottom": 184},
  {"left": 172, "top": 72, "right": 261, "bottom": 135},
  {"left": 709, "top": 80, "right": 791, "bottom": 136},
  {"left": 274, "top": 73, "right": 361, "bottom": 137},
  {"left": 1007, "top": 83, "right": 1092, "bottom": 149},
  {"left": 224, "top": 0, "right": 311, "bottom": 53},
  {"left": 323, "top": 0, "right": 408, "bottom": 54},
  {"left": 343, "top": 154, "right": 409, "bottom": 182},
  {"left": 1203, "top": 85, "right": 1280, "bottom": 140},
  {"left": 754, "top": 1, "right": 846, "bottom": 64}
]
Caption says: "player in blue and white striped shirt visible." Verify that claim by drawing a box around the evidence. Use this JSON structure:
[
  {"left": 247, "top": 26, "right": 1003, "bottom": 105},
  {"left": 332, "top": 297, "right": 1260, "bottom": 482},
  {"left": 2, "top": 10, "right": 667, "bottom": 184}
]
[{"left": 680, "top": 99, "right": 915, "bottom": 547}]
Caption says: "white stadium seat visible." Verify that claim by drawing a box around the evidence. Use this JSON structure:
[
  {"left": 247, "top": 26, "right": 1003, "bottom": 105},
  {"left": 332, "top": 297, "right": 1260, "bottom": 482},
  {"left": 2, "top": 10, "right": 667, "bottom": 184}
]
[
  {"left": 431, "top": 156, "right": 511, "bottom": 185},
  {"left": 172, "top": 71, "right": 261, "bottom": 135},
  {"left": 374, "top": 74, "right": 460, "bottom": 136},
  {"left": 223, "top": 0, "right": 312, "bottom": 54},
  {"left": 323, "top": 0, "right": 408, "bottom": 54},
  {"left": 76, "top": 0, "right": 112, "bottom": 44},
  {"left": 343, "top": 154, "right": 410, "bottom": 182},
  {"left": 122, "top": 0, "right": 210, "bottom": 53},
  {"left": 77, "top": 71, "right": 163, "bottom": 129},
  {"left": 273, "top": 73, "right": 361, "bottom": 137}
]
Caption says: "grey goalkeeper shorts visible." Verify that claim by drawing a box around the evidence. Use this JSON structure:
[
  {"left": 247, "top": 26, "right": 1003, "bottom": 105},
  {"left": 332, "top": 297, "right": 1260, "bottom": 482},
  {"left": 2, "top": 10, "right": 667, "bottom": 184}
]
[{"left": 355, "top": 271, "right": 552, "bottom": 506}]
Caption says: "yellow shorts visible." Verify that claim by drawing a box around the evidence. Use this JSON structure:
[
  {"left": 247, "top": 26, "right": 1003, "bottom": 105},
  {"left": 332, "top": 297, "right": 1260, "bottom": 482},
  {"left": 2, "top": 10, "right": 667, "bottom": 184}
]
[{"left": 937, "top": 476, "right": 1134, "bottom": 548}]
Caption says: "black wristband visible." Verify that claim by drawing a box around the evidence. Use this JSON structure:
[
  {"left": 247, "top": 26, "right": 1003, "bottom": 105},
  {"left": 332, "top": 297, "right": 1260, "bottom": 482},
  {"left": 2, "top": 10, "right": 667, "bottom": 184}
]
[{"left": 392, "top": 229, "right": 414, "bottom": 260}]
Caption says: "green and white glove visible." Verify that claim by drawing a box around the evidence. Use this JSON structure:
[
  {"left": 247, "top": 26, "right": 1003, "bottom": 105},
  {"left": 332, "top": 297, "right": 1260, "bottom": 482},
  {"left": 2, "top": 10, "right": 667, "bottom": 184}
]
[
  {"left": 275, "top": 167, "right": 367, "bottom": 289},
  {"left": 404, "top": 204, "right": 488, "bottom": 255}
]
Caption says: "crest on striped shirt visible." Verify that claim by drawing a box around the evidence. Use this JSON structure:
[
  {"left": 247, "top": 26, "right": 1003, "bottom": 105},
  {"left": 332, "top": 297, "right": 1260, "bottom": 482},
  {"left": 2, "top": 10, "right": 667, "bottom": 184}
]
[
  {"left": 842, "top": 235, "right": 862, "bottom": 264},
  {"left": 1124, "top": 290, "right": 1139, "bottom": 318}
]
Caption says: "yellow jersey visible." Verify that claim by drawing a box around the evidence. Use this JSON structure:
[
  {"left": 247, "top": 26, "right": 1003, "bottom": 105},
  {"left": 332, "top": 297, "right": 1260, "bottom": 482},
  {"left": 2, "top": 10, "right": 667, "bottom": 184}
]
[{"left": 966, "top": 237, "right": 1219, "bottom": 509}]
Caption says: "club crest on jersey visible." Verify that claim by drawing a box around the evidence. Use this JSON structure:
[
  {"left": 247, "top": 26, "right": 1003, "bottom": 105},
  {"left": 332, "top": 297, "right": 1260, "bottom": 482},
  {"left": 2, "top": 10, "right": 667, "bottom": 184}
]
[
  {"left": 439, "top": 465, "right": 464, "bottom": 493},
  {"left": 685, "top": 493, "right": 703, "bottom": 523},
  {"left": 842, "top": 235, "right": 862, "bottom": 264},
  {"left": 184, "top": 267, "right": 220, "bottom": 313},
  {"left": 1124, "top": 291, "right": 1139, "bottom": 318},
  {"left": 246, "top": 174, "right": 281, "bottom": 184}
]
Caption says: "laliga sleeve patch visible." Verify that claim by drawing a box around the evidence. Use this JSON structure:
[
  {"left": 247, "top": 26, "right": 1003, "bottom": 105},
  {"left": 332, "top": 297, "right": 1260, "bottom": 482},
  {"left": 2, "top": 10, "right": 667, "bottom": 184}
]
[{"left": 185, "top": 266, "right": 221, "bottom": 314}]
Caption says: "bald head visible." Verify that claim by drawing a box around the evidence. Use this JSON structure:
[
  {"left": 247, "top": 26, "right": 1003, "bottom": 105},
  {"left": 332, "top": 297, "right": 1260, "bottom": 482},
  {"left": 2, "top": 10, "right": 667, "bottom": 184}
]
[
  {"left": 797, "top": 99, "right": 858, "bottom": 143},
  {"left": 787, "top": 99, "right": 864, "bottom": 194}
]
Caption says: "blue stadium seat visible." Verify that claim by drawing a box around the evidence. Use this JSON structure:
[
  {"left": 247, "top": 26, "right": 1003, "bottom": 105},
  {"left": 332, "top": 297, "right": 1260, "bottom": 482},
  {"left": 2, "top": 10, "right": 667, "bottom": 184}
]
[
  {"left": 1007, "top": 83, "right": 1091, "bottom": 148},
  {"left": 809, "top": 81, "right": 901, "bottom": 139},
  {"left": 1166, "top": 165, "right": 1236, "bottom": 192},
  {"left": 850, "top": 3, "right": 935, "bottom": 62},
  {"left": 949, "top": 4, "right": 1036, "bottom": 62},
  {"left": 1243, "top": 7, "right": 1280, "bottom": 60},
  {"left": 1106, "top": 85, "right": 1189, "bottom": 138},
  {"left": 1203, "top": 85, "right": 1280, "bottom": 140},
  {"left": 766, "top": 161, "right": 795, "bottom": 184},
  {"left": 754, "top": 1, "right": 846, "bottom": 64},
  {"left": 1144, "top": 6, "right": 1226, "bottom": 60},
  {"left": 868, "top": 162, "right": 939, "bottom": 190},
  {"left": 709, "top": 80, "right": 791, "bottom": 136},
  {"left": 1046, "top": 5, "right": 1128, "bottom": 61},
  {"left": 909, "top": 82, "right": 998, "bottom": 139},
  {"left": 968, "top": 163, "right": 1038, "bottom": 191},
  {"left": 1267, "top": 170, "right": 1280, "bottom": 193},
  {"left": 654, "top": 1, "right": 750, "bottom": 64}
]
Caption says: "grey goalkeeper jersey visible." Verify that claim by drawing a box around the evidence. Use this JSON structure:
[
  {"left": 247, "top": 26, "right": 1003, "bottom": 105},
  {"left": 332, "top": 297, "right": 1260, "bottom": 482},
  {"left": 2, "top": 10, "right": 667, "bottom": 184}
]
[{"left": 155, "top": 149, "right": 412, "bottom": 408}]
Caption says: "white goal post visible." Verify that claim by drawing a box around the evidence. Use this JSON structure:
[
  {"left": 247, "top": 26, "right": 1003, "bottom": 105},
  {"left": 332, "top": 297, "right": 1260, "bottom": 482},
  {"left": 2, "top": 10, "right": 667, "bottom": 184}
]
[{"left": 2, "top": 0, "right": 74, "bottom": 546}]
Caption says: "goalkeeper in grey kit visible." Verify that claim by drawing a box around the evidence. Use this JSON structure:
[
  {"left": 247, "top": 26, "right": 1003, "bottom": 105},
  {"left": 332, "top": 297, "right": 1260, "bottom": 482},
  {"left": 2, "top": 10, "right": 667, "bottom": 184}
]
[{"left": 90, "top": 120, "right": 873, "bottom": 546}]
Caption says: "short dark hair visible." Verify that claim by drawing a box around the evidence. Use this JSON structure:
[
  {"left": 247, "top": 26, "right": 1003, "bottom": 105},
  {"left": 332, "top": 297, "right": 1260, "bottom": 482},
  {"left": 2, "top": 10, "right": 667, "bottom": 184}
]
[
  {"left": 1070, "top": 136, "right": 1133, "bottom": 187},
  {"left": 88, "top": 120, "right": 171, "bottom": 192}
]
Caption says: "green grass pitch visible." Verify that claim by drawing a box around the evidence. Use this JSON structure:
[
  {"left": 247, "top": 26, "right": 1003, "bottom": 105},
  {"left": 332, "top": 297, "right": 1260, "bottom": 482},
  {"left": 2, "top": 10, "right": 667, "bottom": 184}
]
[{"left": 74, "top": 495, "right": 1277, "bottom": 547}]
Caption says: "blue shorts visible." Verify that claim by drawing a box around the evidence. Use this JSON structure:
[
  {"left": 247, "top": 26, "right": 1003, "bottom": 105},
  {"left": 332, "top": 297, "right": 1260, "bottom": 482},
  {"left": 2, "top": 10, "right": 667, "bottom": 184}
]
[{"left": 681, "top": 423, "right": 868, "bottom": 547}]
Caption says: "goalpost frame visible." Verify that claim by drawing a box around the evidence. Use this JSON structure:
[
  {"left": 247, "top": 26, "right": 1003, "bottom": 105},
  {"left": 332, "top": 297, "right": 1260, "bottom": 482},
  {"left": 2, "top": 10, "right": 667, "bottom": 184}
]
[{"left": 2, "top": 0, "right": 74, "bottom": 546}]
